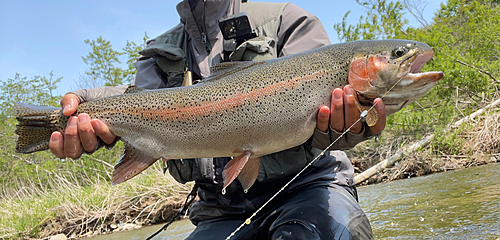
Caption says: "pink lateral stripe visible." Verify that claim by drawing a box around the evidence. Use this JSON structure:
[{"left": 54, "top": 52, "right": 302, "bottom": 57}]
[{"left": 135, "top": 71, "right": 325, "bottom": 121}]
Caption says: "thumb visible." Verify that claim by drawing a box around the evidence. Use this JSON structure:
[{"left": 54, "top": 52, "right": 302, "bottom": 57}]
[{"left": 61, "top": 94, "right": 81, "bottom": 116}]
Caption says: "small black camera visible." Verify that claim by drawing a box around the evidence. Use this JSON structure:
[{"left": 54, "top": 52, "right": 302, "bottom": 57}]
[{"left": 219, "top": 12, "right": 257, "bottom": 42}]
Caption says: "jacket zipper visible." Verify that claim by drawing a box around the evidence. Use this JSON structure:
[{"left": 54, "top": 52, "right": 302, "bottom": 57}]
[{"left": 195, "top": 0, "right": 211, "bottom": 53}]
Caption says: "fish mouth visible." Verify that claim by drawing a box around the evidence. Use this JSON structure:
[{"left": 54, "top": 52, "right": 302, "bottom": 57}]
[
  {"left": 410, "top": 50, "right": 432, "bottom": 73},
  {"left": 350, "top": 43, "right": 444, "bottom": 116},
  {"left": 400, "top": 50, "right": 443, "bottom": 84},
  {"left": 381, "top": 50, "right": 443, "bottom": 114}
]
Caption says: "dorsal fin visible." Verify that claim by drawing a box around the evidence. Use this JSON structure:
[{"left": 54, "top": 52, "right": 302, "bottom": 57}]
[
  {"left": 203, "top": 61, "right": 264, "bottom": 83},
  {"left": 124, "top": 85, "right": 147, "bottom": 94}
]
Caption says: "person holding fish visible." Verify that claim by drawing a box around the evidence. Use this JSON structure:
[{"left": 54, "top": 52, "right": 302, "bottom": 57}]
[{"left": 48, "top": 0, "right": 387, "bottom": 239}]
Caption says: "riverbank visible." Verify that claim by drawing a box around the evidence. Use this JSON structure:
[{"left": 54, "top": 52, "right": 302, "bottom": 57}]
[
  {"left": 3, "top": 140, "right": 497, "bottom": 240},
  {"left": 2, "top": 111, "right": 499, "bottom": 240},
  {"left": 0, "top": 165, "right": 192, "bottom": 240},
  {"left": 81, "top": 163, "right": 500, "bottom": 239},
  {"left": 350, "top": 110, "right": 500, "bottom": 185}
]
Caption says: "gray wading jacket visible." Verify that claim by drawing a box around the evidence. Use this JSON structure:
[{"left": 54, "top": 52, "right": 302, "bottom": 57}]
[{"left": 71, "top": 0, "right": 375, "bottom": 224}]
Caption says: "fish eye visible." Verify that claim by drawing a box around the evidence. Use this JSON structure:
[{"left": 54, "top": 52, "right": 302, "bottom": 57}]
[{"left": 392, "top": 47, "right": 408, "bottom": 58}]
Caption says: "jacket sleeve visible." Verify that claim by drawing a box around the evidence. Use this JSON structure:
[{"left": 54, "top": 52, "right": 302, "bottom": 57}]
[
  {"left": 67, "top": 46, "right": 164, "bottom": 155},
  {"left": 66, "top": 85, "right": 128, "bottom": 154},
  {"left": 278, "top": 3, "right": 375, "bottom": 150},
  {"left": 70, "top": 85, "right": 129, "bottom": 103},
  {"left": 311, "top": 125, "right": 375, "bottom": 151},
  {"left": 132, "top": 39, "right": 171, "bottom": 89},
  {"left": 277, "top": 3, "right": 331, "bottom": 57}
]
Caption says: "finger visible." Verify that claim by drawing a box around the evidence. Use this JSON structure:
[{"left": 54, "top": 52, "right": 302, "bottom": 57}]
[
  {"left": 369, "top": 98, "right": 387, "bottom": 135},
  {"left": 91, "top": 119, "right": 117, "bottom": 144},
  {"left": 343, "top": 85, "right": 362, "bottom": 134},
  {"left": 61, "top": 94, "right": 80, "bottom": 116},
  {"left": 64, "top": 116, "right": 83, "bottom": 159},
  {"left": 316, "top": 106, "right": 331, "bottom": 133},
  {"left": 330, "top": 88, "right": 344, "bottom": 132},
  {"left": 77, "top": 113, "right": 98, "bottom": 153},
  {"left": 49, "top": 132, "right": 66, "bottom": 159}
]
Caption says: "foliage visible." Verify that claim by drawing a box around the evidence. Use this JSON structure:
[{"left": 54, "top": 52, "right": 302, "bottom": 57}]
[
  {"left": 0, "top": 72, "right": 61, "bottom": 118},
  {"left": 122, "top": 33, "right": 150, "bottom": 81},
  {"left": 0, "top": 161, "right": 187, "bottom": 239},
  {"left": 80, "top": 33, "right": 148, "bottom": 87},
  {"left": 0, "top": 32, "right": 151, "bottom": 193},
  {"left": 1, "top": 0, "right": 500, "bottom": 237},
  {"left": 0, "top": 29, "right": 154, "bottom": 238},
  {"left": 0, "top": 32, "right": 152, "bottom": 238},
  {"left": 334, "top": 0, "right": 409, "bottom": 42},
  {"left": 335, "top": 0, "right": 500, "bottom": 153},
  {"left": 81, "top": 36, "right": 125, "bottom": 86}
]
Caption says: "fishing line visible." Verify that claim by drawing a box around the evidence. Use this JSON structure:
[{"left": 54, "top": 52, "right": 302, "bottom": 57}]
[
  {"left": 225, "top": 77, "right": 404, "bottom": 240},
  {"left": 148, "top": 76, "right": 403, "bottom": 239},
  {"left": 146, "top": 183, "right": 199, "bottom": 240}
]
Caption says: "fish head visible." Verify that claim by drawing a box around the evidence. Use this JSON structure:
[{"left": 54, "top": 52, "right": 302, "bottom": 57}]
[{"left": 348, "top": 40, "right": 443, "bottom": 115}]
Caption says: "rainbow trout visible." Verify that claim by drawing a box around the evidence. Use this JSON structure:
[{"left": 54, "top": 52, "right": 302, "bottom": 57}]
[{"left": 14, "top": 40, "right": 443, "bottom": 192}]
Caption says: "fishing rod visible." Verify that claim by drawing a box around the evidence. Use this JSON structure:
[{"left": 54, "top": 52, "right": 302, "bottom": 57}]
[
  {"left": 225, "top": 110, "right": 371, "bottom": 240},
  {"left": 225, "top": 78, "right": 403, "bottom": 240},
  {"left": 147, "top": 78, "right": 403, "bottom": 240}
]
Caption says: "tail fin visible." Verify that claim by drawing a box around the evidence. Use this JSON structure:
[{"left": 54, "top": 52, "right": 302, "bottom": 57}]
[{"left": 14, "top": 103, "right": 68, "bottom": 153}]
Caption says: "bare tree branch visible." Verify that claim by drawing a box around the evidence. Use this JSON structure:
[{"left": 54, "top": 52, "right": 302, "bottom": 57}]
[
  {"left": 72, "top": 72, "right": 105, "bottom": 91},
  {"left": 404, "top": 0, "right": 430, "bottom": 28},
  {"left": 456, "top": 59, "right": 500, "bottom": 84},
  {"left": 355, "top": 97, "right": 500, "bottom": 184}
]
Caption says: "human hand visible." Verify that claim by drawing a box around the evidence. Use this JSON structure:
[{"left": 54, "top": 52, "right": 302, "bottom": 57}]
[
  {"left": 316, "top": 85, "right": 386, "bottom": 135},
  {"left": 49, "top": 94, "right": 117, "bottom": 159}
]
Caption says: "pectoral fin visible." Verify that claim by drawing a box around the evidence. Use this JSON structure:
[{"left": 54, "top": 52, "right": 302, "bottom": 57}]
[
  {"left": 356, "top": 104, "right": 379, "bottom": 127},
  {"left": 222, "top": 151, "right": 260, "bottom": 194},
  {"left": 112, "top": 142, "right": 158, "bottom": 185},
  {"left": 237, "top": 157, "right": 260, "bottom": 193},
  {"left": 353, "top": 92, "right": 379, "bottom": 127}
]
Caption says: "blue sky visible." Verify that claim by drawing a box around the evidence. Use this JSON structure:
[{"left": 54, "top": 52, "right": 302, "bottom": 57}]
[{"left": 0, "top": 0, "right": 443, "bottom": 95}]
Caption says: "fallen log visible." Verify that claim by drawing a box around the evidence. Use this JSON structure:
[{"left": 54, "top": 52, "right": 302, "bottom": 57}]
[{"left": 354, "top": 97, "right": 500, "bottom": 184}]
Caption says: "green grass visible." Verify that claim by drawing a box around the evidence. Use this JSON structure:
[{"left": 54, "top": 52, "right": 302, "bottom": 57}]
[
  {"left": 0, "top": 143, "right": 190, "bottom": 239},
  {"left": 1, "top": 75, "right": 499, "bottom": 239}
]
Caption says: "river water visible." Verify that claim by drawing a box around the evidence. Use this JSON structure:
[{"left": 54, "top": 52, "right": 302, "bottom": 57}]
[
  {"left": 90, "top": 163, "right": 500, "bottom": 239},
  {"left": 360, "top": 162, "right": 500, "bottom": 239}
]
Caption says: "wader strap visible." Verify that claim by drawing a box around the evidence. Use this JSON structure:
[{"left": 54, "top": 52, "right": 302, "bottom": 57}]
[
  {"left": 223, "top": 39, "right": 237, "bottom": 62},
  {"left": 146, "top": 182, "right": 199, "bottom": 240}
]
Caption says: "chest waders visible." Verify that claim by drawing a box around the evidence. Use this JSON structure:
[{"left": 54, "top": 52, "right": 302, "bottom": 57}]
[{"left": 146, "top": 2, "right": 288, "bottom": 238}]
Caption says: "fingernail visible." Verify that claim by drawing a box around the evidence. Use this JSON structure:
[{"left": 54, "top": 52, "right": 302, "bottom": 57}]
[
  {"left": 344, "top": 86, "right": 353, "bottom": 96},
  {"left": 374, "top": 98, "right": 384, "bottom": 110},
  {"left": 92, "top": 120, "right": 100, "bottom": 129},
  {"left": 63, "top": 104, "right": 71, "bottom": 114},
  {"left": 51, "top": 133, "right": 61, "bottom": 141},
  {"left": 319, "top": 106, "right": 329, "bottom": 116},
  {"left": 78, "top": 114, "right": 87, "bottom": 124},
  {"left": 333, "top": 90, "right": 343, "bottom": 100},
  {"left": 68, "top": 116, "right": 77, "bottom": 127}
]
